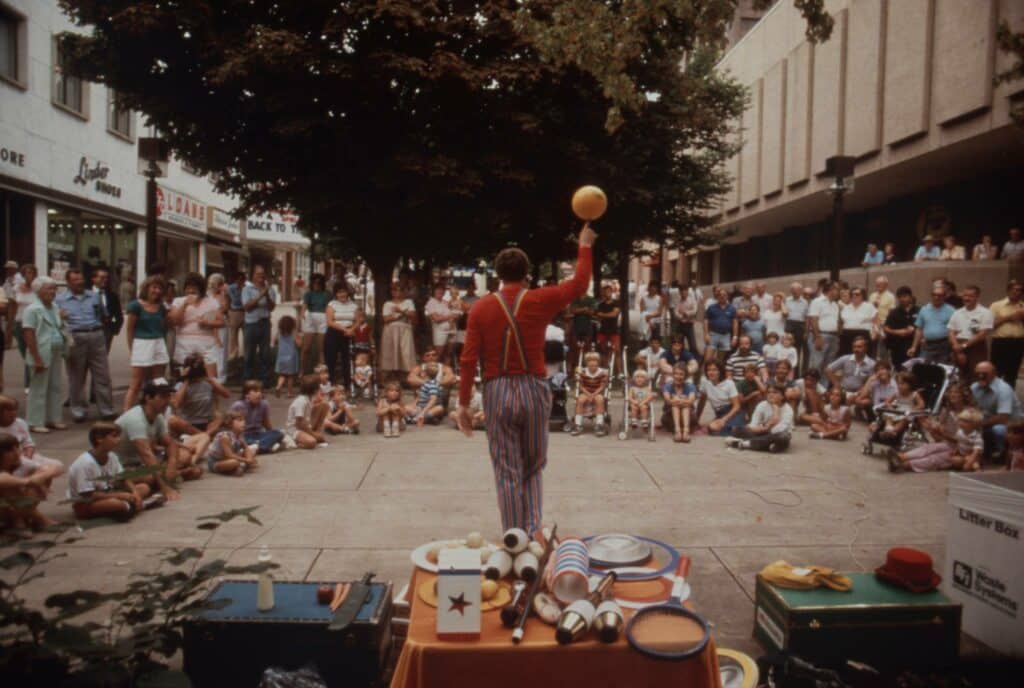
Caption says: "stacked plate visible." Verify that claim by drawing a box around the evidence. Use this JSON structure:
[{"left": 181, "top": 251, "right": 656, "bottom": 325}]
[{"left": 586, "top": 533, "right": 652, "bottom": 568}]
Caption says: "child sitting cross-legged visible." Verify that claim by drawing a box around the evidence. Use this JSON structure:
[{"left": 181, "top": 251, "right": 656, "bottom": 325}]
[
  {"left": 406, "top": 362, "right": 445, "bottom": 427},
  {"left": 229, "top": 381, "right": 284, "bottom": 454},
  {"left": 0, "top": 394, "right": 65, "bottom": 488},
  {"left": 572, "top": 352, "right": 609, "bottom": 436},
  {"left": 809, "top": 387, "right": 851, "bottom": 440},
  {"left": 0, "top": 432, "right": 60, "bottom": 530},
  {"left": 661, "top": 364, "right": 696, "bottom": 442},
  {"left": 726, "top": 385, "right": 793, "bottom": 452},
  {"left": 736, "top": 363, "right": 766, "bottom": 420},
  {"left": 286, "top": 375, "right": 330, "bottom": 449},
  {"left": 325, "top": 386, "right": 360, "bottom": 434},
  {"left": 889, "top": 408, "right": 984, "bottom": 473},
  {"left": 67, "top": 422, "right": 162, "bottom": 521},
  {"left": 205, "top": 412, "right": 259, "bottom": 476},
  {"left": 628, "top": 369, "right": 654, "bottom": 429},
  {"left": 449, "top": 383, "right": 485, "bottom": 430},
  {"left": 854, "top": 361, "right": 898, "bottom": 422},
  {"left": 377, "top": 381, "right": 405, "bottom": 437}
]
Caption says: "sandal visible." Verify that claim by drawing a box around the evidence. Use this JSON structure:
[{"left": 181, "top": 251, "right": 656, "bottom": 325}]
[
  {"left": 673, "top": 433, "right": 684, "bottom": 443},
  {"left": 681, "top": 433, "right": 691, "bottom": 443}
]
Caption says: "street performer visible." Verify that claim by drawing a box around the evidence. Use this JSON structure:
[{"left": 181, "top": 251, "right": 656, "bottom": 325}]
[{"left": 458, "top": 224, "right": 597, "bottom": 532}]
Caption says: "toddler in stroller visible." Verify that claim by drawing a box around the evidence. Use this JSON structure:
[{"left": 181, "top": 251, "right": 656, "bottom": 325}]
[
  {"left": 863, "top": 363, "right": 953, "bottom": 455},
  {"left": 544, "top": 338, "right": 570, "bottom": 431}
]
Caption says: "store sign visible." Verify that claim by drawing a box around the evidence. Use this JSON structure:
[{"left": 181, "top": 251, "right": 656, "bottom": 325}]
[
  {"left": 156, "top": 186, "right": 207, "bottom": 232},
  {"left": 209, "top": 207, "right": 241, "bottom": 239},
  {"left": 245, "top": 210, "right": 309, "bottom": 246},
  {"left": 72, "top": 156, "right": 122, "bottom": 199},
  {"left": 1, "top": 145, "right": 26, "bottom": 168}
]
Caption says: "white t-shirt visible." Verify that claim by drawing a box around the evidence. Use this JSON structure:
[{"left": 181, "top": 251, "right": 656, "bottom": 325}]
[
  {"left": 808, "top": 296, "right": 840, "bottom": 333},
  {"left": 762, "top": 343, "right": 797, "bottom": 368},
  {"left": 14, "top": 287, "right": 34, "bottom": 323},
  {"left": 383, "top": 299, "right": 415, "bottom": 322},
  {"left": 171, "top": 295, "right": 221, "bottom": 342},
  {"left": 67, "top": 450, "right": 124, "bottom": 501},
  {"left": 329, "top": 299, "right": 358, "bottom": 328},
  {"left": 700, "top": 378, "right": 738, "bottom": 411},
  {"left": 762, "top": 308, "right": 786, "bottom": 338},
  {"left": 286, "top": 394, "right": 311, "bottom": 434},
  {"left": 947, "top": 305, "right": 994, "bottom": 341},
  {"left": 751, "top": 401, "right": 794, "bottom": 435},
  {"left": 425, "top": 297, "right": 452, "bottom": 330},
  {"left": 752, "top": 293, "right": 774, "bottom": 313},
  {"left": 840, "top": 301, "right": 877, "bottom": 331},
  {"left": 0, "top": 418, "right": 33, "bottom": 452},
  {"left": 545, "top": 324, "right": 565, "bottom": 342}
]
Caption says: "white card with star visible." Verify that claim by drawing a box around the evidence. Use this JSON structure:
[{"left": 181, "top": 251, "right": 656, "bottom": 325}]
[{"left": 436, "top": 548, "right": 482, "bottom": 638}]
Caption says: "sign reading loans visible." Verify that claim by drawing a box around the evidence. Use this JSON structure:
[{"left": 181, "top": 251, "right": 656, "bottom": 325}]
[
  {"left": 246, "top": 210, "right": 309, "bottom": 246},
  {"left": 73, "top": 156, "right": 122, "bottom": 199},
  {"left": 157, "top": 186, "right": 207, "bottom": 232}
]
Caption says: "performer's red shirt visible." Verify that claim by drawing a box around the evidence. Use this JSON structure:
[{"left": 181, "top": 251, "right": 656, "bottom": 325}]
[{"left": 459, "top": 245, "right": 592, "bottom": 406}]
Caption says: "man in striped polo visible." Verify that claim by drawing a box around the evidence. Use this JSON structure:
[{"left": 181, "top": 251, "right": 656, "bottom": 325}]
[{"left": 458, "top": 224, "right": 596, "bottom": 532}]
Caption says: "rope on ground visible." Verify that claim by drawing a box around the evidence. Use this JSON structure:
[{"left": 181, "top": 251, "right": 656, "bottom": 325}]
[{"left": 744, "top": 488, "right": 804, "bottom": 508}]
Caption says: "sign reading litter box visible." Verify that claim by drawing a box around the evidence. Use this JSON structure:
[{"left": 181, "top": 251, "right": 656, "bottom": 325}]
[{"left": 945, "top": 472, "right": 1024, "bottom": 657}]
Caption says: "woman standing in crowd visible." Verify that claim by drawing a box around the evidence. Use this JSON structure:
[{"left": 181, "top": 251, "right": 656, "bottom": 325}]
[
  {"left": 21, "top": 277, "right": 67, "bottom": 433},
  {"left": 168, "top": 273, "right": 224, "bottom": 381},
  {"left": 380, "top": 282, "right": 417, "bottom": 382},
  {"left": 299, "top": 273, "right": 329, "bottom": 374},
  {"left": 839, "top": 287, "right": 877, "bottom": 355},
  {"left": 7, "top": 264, "right": 38, "bottom": 391},
  {"left": 324, "top": 283, "right": 358, "bottom": 389},
  {"left": 123, "top": 276, "right": 169, "bottom": 410},
  {"left": 763, "top": 293, "right": 787, "bottom": 343},
  {"left": 425, "top": 283, "right": 457, "bottom": 365},
  {"left": 640, "top": 282, "right": 666, "bottom": 339},
  {"left": 206, "top": 273, "right": 230, "bottom": 382}
]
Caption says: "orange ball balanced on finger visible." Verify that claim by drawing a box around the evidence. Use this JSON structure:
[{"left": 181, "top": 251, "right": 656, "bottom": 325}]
[{"left": 572, "top": 185, "right": 608, "bottom": 221}]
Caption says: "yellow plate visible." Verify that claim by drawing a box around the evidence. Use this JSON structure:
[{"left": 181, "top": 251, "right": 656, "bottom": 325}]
[
  {"left": 417, "top": 578, "right": 512, "bottom": 612},
  {"left": 717, "top": 648, "right": 758, "bottom": 688}
]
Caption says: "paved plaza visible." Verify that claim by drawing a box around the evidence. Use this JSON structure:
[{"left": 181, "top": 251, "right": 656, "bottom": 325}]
[{"left": 2, "top": 329, "right": 954, "bottom": 658}]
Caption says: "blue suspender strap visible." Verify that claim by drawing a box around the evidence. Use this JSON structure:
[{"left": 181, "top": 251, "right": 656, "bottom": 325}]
[{"left": 495, "top": 289, "right": 529, "bottom": 373}]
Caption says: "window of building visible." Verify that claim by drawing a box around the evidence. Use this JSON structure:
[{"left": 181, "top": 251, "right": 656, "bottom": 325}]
[
  {"left": 52, "top": 36, "right": 88, "bottom": 117},
  {"left": 0, "top": 4, "right": 26, "bottom": 88},
  {"left": 107, "top": 89, "right": 133, "bottom": 140}
]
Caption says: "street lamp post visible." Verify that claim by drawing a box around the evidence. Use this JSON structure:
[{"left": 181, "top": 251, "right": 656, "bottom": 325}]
[
  {"left": 137, "top": 137, "right": 169, "bottom": 274},
  {"left": 824, "top": 155, "right": 856, "bottom": 283}
]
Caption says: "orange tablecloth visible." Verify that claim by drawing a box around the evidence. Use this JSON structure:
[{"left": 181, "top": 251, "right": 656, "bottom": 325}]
[{"left": 390, "top": 567, "right": 722, "bottom": 688}]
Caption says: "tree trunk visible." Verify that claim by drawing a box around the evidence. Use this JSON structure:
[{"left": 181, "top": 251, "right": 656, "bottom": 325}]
[
  {"left": 367, "top": 256, "right": 397, "bottom": 348},
  {"left": 617, "top": 249, "right": 631, "bottom": 341}
]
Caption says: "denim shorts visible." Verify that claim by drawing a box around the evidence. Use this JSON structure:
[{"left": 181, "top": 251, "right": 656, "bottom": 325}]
[{"left": 709, "top": 332, "right": 732, "bottom": 352}]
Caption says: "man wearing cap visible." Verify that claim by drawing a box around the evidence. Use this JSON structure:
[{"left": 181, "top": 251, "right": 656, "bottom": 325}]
[
  {"left": 913, "top": 236, "right": 941, "bottom": 262},
  {"left": 116, "top": 379, "right": 194, "bottom": 501},
  {"left": 56, "top": 268, "right": 117, "bottom": 422},
  {"left": 458, "top": 223, "right": 595, "bottom": 533},
  {"left": 970, "top": 361, "right": 1024, "bottom": 461}
]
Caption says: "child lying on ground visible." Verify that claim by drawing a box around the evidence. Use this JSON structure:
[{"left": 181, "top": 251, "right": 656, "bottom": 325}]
[
  {"left": 809, "top": 387, "right": 851, "bottom": 440},
  {"left": 68, "top": 422, "right": 163, "bottom": 520},
  {"left": 326, "top": 386, "right": 360, "bottom": 434},
  {"left": 726, "top": 386, "right": 793, "bottom": 452},
  {"left": 377, "top": 382, "right": 405, "bottom": 437},
  {"left": 628, "top": 369, "right": 654, "bottom": 429},
  {"left": 449, "top": 383, "right": 484, "bottom": 430},
  {"left": 0, "top": 395, "right": 65, "bottom": 485},
  {"left": 406, "top": 362, "right": 445, "bottom": 426},
  {"left": 572, "top": 352, "right": 608, "bottom": 436},
  {"left": 286, "top": 375, "right": 330, "bottom": 449},
  {"left": 0, "top": 432, "right": 58, "bottom": 530},
  {"left": 205, "top": 412, "right": 259, "bottom": 476},
  {"left": 889, "top": 408, "right": 983, "bottom": 473}
]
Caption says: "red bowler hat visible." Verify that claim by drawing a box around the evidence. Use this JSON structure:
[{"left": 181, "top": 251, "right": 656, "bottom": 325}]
[{"left": 875, "top": 547, "right": 941, "bottom": 593}]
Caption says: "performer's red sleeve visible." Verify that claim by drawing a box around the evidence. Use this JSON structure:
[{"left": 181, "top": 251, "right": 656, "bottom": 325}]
[
  {"left": 458, "top": 302, "right": 482, "bottom": 407},
  {"left": 537, "top": 245, "right": 593, "bottom": 316}
]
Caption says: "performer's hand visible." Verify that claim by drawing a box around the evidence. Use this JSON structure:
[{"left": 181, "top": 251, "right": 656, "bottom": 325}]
[
  {"left": 579, "top": 222, "right": 597, "bottom": 248},
  {"left": 457, "top": 406, "right": 475, "bottom": 437}
]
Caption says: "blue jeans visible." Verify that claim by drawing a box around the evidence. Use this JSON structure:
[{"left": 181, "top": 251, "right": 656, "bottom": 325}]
[
  {"left": 244, "top": 429, "right": 284, "bottom": 455},
  {"left": 243, "top": 319, "right": 272, "bottom": 384},
  {"left": 807, "top": 332, "right": 839, "bottom": 375},
  {"left": 710, "top": 406, "right": 746, "bottom": 436},
  {"left": 983, "top": 425, "right": 1007, "bottom": 458}
]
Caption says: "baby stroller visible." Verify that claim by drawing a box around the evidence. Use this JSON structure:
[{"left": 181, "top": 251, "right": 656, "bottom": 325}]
[
  {"left": 568, "top": 348, "right": 614, "bottom": 436},
  {"left": 617, "top": 345, "right": 656, "bottom": 441},
  {"left": 862, "top": 362, "right": 955, "bottom": 455},
  {"left": 349, "top": 339, "right": 379, "bottom": 403},
  {"left": 545, "top": 339, "right": 571, "bottom": 432}
]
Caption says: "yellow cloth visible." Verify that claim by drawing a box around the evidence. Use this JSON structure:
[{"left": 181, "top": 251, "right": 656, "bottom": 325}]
[
  {"left": 990, "top": 297, "right": 1024, "bottom": 338},
  {"left": 759, "top": 560, "right": 853, "bottom": 592}
]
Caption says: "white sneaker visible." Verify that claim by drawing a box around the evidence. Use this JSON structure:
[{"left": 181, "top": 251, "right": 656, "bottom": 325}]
[
  {"left": 724, "top": 437, "right": 741, "bottom": 448},
  {"left": 248, "top": 444, "right": 259, "bottom": 453},
  {"left": 317, "top": 442, "right": 329, "bottom": 448},
  {"left": 271, "top": 442, "right": 282, "bottom": 453}
]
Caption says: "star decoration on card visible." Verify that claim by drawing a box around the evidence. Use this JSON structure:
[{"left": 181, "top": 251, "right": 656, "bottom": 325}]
[{"left": 448, "top": 592, "right": 472, "bottom": 616}]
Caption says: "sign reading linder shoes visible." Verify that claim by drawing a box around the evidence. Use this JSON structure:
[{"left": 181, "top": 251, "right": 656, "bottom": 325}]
[
  {"left": 945, "top": 472, "right": 1024, "bottom": 657},
  {"left": 72, "top": 156, "right": 123, "bottom": 199},
  {"left": 156, "top": 185, "right": 207, "bottom": 233}
]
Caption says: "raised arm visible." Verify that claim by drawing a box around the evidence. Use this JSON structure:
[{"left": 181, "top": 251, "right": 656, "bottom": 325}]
[{"left": 537, "top": 224, "right": 596, "bottom": 315}]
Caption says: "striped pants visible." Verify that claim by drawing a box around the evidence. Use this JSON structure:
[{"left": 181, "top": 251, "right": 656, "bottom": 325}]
[{"left": 483, "top": 375, "right": 552, "bottom": 534}]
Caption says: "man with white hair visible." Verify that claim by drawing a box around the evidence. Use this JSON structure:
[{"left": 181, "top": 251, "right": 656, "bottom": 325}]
[
  {"left": 784, "top": 282, "right": 808, "bottom": 375},
  {"left": 752, "top": 282, "right": 773, "bottom": 313},
  {"left": 732, "top": 282, "right": 755, "bottom": 320},
  {"left": 869, "top": 276, "right": 895, "bottom": 360}
]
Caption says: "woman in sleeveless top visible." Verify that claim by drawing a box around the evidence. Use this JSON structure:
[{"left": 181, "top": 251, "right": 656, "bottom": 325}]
[{"left": 379, "top": 282, "right": 417, "bottom": 381}]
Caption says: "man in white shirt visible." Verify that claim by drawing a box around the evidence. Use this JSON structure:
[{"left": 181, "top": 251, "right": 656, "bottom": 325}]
[
  {"left": 948, "top": 285, "right": 994, "bottom": 382},
  {"left": 1003, "top": 227, "right": 1024, "bottom": 263},
  {"left": 784, "top": 282, "right": 808, "bottom": 375},
  {"left": 806, "top": 281, "right": 840, "bottom": 375},
  {"left": 752, "top": 282, "right": 773, "bottom": 313},
  {"left": 869, "top": 276, "right": 895, "bottom": 361},
  {"left": 673, "top": 281, "right": 701, "bottom": 356}
]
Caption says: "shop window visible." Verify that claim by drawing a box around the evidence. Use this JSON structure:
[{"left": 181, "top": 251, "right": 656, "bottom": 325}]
[
  {"left": 52, "top": 36, "right": 88, "bottom": 118},
  {"left": 107, "top": 88, "right": 133, "bottom": 140},
  {"left": 47, "top": 210, "right": 76, "bottom": 283},
  {"left": 0, "top": 4, "right": 26, "bottom": 88}
]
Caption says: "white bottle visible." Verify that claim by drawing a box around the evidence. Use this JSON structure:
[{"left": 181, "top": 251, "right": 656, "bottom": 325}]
[{"left": 257, "top": 546, "right": 275, "bottom": 612}]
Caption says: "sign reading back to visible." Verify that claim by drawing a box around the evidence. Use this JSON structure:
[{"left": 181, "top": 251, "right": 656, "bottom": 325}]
[
  {"left": 157, "top": 186, "right": 207, "bottom": 233},
  {"left": 246, "top": 210, "right": 309, "bottom": 246}
]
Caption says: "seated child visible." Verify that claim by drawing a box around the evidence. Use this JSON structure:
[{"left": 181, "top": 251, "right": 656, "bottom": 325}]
[
  {"left": 168, "top": 354, "right": 232, "bottom": 461},
  {"left": 449, "top": 384, "right": 485, "bottom": 430},
  {"left": 661, "top": 364, "right": 696, "bottom": 442},
  {"left": 855, "top": 361, "right": 897, "bottom": 421},
  {"left": 0, "top": 432, "right": 58, "bottom": 530},
  {"left": 326, "top": 386, "right": 360, "bottom": 434},
  {"left": 809, "top": 387, "right": 851, "bottom": 440},
  {"left": 871, "top": 372, "right": 924, "bottom": 441},
  {"left": 572, "top": 352, "right": 609, "bottom": 435},
  {"left": 0, "top": 394, "right": 65, "bottom": 485},
  {"left": 352, "top": 352, "right": 374, "bottom": 400},
  {"left": 796, "top": 369, "right": 826, "bottom": 424},
  {"left": 726, "top": 385, "right": 793, "bottom": 452},
  {"left": 315, "top": 364, "right": 334, "bottom": 397},
  {"left": 1007, "top": 422, "right": 1024, "bottom": 471},
  {"left": 229, "top": 381, "right": 285, "bottom": 454},
  {"left": 406, "top": 362, "right": 445, "bottom": 426},
  {"left": 286, "top": 375, "right": 330, "bottom": 449},
  {"left": 377, "top": 381, "right": 406, "bottom": 437},
  {"left": 68, "top": 422, "right": 160, "bottom": 520},
  {"left": 628, "top": 369, "right": 654, "bottom": 429},
  {"left": 735, "top": 363, "right": 766, "bottom": 420},
  {"left": 889, "top": 408, "right": 984, "bottom": 473},
  {"left": 205, "top": 412, "right": 259, "bottom": 476}
]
